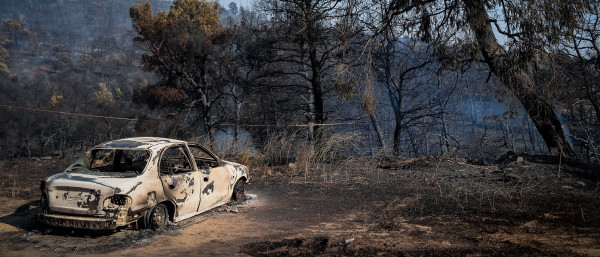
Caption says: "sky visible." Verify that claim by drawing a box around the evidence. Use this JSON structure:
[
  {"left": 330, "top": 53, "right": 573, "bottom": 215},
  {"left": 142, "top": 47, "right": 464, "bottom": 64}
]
[{"left": 217, "top": 0, "right": 253, "bottom": 10}]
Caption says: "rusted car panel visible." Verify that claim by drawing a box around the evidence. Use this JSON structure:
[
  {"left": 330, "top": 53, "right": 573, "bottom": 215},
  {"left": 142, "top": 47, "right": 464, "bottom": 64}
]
[{"left": 38, "top": 137, "right": 248, "bottom": 230}]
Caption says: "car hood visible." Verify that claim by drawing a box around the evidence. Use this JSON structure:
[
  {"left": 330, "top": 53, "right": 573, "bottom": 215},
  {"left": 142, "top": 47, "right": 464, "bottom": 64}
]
[{"left": 45, "top": 172, "right": 142, "bottom": 215}]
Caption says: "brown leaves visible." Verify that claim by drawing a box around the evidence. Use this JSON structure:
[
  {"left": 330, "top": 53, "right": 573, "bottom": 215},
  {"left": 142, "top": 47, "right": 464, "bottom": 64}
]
[
  {"left": 91, "top": 83, "right": 115, "bottom": 107},
  {"left": 130, "top": 0, "right": 223, "bottom": 82},
  {"left": 131, "top": 0, "right": 222, "bottom": 50},
  {"left": 133, "top": 85, "right": 187, "bottom": 109}
]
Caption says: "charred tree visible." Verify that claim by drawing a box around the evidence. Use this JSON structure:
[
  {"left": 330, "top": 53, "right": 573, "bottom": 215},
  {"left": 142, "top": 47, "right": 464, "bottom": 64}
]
[
  {"left": 255, "top": 0, "right": 359, "bottom": 142},
  {"left": 130, "top": 0, "right": 225, "bottom": 142},
  {"left": 384, "top": 0, "right": 584, "bottom": 157},
  {"left": 464, "top": 0, "right": 574, "bottom": 157}
]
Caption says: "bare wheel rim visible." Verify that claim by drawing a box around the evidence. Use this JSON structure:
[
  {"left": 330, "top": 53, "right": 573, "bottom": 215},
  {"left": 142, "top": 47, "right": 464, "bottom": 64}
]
[{"left": 151, "top": 204, "right": 168, "bottom": 230}]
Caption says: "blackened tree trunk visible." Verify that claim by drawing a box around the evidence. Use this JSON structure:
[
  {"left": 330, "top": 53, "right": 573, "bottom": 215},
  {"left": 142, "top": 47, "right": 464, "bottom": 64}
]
[
  {"left": 310, "top": 45, "right": 325, "bottom": 141},
  {"left": 464, "top": 0, "right": 575, "bottom": 157},
  {"left": 392, "top": 113, "right": 402, "bottom": 155},
  {"left": 369, "top": 113, "right": 386, "bottom": 150}
]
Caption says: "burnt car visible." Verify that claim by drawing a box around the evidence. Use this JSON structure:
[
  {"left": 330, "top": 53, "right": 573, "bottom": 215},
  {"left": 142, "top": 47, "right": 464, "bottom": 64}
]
[{"left": 38, "top": 137, "right": 248, "bottom": 230}]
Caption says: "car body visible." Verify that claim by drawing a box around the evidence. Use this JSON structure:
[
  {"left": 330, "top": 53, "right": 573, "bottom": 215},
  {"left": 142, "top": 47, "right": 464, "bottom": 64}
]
[{"left": 38, "top": 137, "right": 248, "bottom": 230}]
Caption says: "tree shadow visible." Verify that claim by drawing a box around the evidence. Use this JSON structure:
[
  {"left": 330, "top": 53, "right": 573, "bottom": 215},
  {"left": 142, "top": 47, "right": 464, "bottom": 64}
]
[{"left": 0, "top": 200, "right": 40, "bottom": 231}]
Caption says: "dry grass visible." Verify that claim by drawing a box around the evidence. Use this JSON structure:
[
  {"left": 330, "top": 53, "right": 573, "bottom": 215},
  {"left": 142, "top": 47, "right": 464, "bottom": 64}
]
[
  {"left": 0, "top": 158, "right": 72, "bottom": 200},
  {"left": 190, "top": 129, "right": 378, "bottom": 184}
]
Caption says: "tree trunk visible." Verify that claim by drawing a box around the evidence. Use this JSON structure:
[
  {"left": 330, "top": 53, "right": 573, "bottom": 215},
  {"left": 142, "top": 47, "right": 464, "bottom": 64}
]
[
  {"left": 369, "top": 113, "right": 385, "bottom": 150},
  {"left": 587, "top": 87, "right": 600, "bottom": 126},
  {"left": 574, "top": 37, "right": 600, "bottom": 126},
  {"left": 199, "top": 60, "right": 215, "bottom": 146},
  {"left": 406, "top": 127, "right": 419, "bottom": 156},
  {"left": 309, "top": 46, "right": 324, "bottom": 142},
  {"left": 440, "top": 109, "right": 450, "bottom": 155},
  {"left": 389, "top": 89, "right": 402, "bottom": 156},
  {"left": 521, "top": 114, "right": 530, "bottom": 152},
  {"left": 392, "top": 115, "right": 401, "bottom": 156},
  {"left": 464, "top": 0, "right": 575, "bottom": 157},
  {"left": 201, "top": 95, "right": 214, "bottom": 145},
  {"left": 382, "top": 34, "right": 403, "bottom": 156},
  {"left": 234, "top": 85, "right": 242, "bottom": 144}
]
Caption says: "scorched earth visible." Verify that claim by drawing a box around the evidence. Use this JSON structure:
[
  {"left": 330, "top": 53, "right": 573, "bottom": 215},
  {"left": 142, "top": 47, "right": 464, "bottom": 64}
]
[{"left": 1, "top": 153, "right": 599, "bottom": 256}]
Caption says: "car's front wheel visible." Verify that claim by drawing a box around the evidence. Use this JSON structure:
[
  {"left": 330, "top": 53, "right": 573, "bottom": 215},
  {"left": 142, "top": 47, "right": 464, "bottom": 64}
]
[
  {"left": 231, "top": 179, "right": 245, "bottom": 202},
  {"left": 145, "top": 203, "right": 168, "bottom": 230}
]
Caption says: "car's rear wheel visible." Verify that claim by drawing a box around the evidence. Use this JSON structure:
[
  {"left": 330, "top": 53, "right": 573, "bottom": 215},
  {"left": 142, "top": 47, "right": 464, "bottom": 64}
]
[
  {"left": 231, "top": 179, "right": 245, "bottom": 202},
  {"left": 145, "top": 203, "right": 168, "bottom": 230}
]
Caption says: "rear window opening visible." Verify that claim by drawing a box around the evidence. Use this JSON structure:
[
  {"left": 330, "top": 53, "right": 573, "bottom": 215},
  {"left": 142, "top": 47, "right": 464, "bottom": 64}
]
[{"left": 69, "top": 148, "right": 150, "bottom": 177}]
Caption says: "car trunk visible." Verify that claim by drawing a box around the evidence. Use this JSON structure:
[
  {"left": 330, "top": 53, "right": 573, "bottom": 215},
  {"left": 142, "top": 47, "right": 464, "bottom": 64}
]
[{"left": 47, "top": 177, "right": 116, "bottom": 216}]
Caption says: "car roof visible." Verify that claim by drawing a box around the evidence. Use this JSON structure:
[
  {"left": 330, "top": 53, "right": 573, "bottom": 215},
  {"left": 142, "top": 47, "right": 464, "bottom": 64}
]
[{"left": 95, "top": 137, "right": 187, "bottom": 150}]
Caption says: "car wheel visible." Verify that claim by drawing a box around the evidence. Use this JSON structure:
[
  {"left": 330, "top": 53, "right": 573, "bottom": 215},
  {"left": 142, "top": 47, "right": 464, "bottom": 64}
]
[
  {"left": 231, "top": 179, "right": 245, "bottom": 202},
  {"left": 146, "top": 203, "right": 168, "bottom": 230}
]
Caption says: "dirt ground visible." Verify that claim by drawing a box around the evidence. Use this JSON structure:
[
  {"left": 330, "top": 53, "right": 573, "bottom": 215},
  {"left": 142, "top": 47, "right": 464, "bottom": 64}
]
[{"left": 1, "top": 154, "right": 599, "bottom": 256}]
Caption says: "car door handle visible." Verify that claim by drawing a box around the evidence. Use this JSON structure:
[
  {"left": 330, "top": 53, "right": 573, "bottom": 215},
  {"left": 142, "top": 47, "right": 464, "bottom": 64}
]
[{"left": 204, "top": 177, "right": 209, "bottom": 182}]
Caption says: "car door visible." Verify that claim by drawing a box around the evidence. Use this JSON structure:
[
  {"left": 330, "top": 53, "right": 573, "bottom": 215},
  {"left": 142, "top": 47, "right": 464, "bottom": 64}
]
[
  {"left": 159, "top": 145, "right": 202, "bottom": 218},
  {"left": 188, "top": 144, "right": 231, "bottom": 211}
]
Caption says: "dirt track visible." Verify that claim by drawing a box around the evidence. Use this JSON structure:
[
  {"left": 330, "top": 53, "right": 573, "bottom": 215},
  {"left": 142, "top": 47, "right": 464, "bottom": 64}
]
[{"left": 1, "top": 156, "right": 600, "bottom": 256}]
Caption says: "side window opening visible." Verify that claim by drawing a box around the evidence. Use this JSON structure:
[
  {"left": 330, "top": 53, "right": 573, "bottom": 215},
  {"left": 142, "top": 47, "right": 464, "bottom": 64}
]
[
  {"left": 116, "top": 150, "right": 148, "bottom": 173},
  {"left": 160, "top": 146, "right": 193, "bottom": 175},
  {"left": 188, "top": 145, "right": 219, "bottom": 168},
  {"left": 90, "top": 150, "right": 114, "bottom": 170}
]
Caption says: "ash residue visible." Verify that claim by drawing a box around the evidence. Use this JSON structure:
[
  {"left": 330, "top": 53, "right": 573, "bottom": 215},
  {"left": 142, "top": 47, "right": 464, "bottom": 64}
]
[{"left": 6, "top": 222, "right": 180, "bottom": 254}]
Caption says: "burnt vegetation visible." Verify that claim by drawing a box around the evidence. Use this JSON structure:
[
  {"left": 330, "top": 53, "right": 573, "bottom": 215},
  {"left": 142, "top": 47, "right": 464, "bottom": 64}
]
[
  {"left": 0, "top": 0, "right": 598, "bottom": 163},
  {"left": 0, "top": 0, "right": 600, "bottom": 255}
]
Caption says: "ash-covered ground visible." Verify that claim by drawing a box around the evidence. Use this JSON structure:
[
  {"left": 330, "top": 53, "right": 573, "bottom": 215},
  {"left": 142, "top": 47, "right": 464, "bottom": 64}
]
[{"left": 1, "top": 154, "right": 599, "bottom": 256}]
